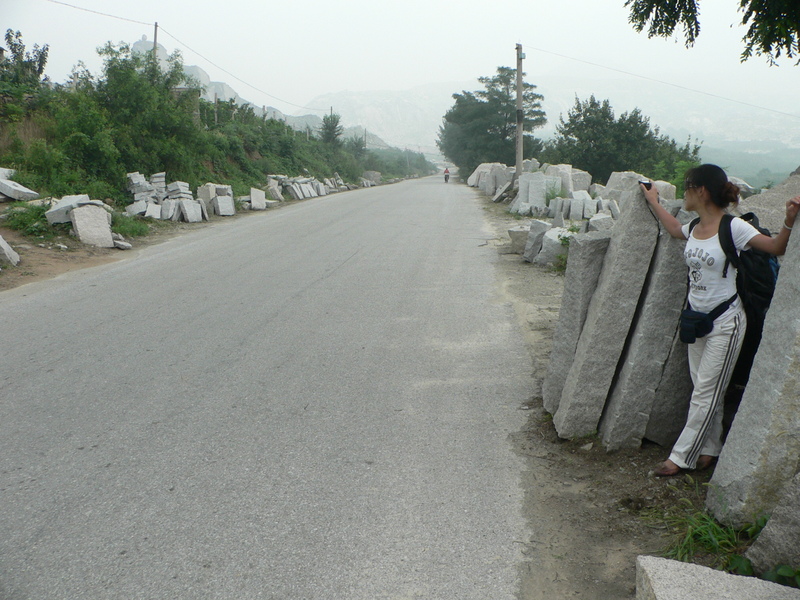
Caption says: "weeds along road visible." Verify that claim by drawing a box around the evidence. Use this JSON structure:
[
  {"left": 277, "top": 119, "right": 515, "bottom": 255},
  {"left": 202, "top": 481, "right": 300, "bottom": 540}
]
[{"left": 0, "top": 177, "right": 537, "bottom": 599}]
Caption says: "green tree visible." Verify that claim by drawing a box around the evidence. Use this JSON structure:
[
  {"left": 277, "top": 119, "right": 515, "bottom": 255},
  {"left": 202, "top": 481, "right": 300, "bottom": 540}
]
[
  {"left": 437, "top": 66, "right": 546, "bottom": 177},
  {"left": 1, "top": 29, "right": 49, "bottom": 87},
  {"left": 320, "top": 113, "right": 344, "bottom": 146},
  {"left": 626, "top": 0, "right": 800, "bottom": 63},
  {"left": 541, "top": 94, "right": 700, "bottom": 184}
]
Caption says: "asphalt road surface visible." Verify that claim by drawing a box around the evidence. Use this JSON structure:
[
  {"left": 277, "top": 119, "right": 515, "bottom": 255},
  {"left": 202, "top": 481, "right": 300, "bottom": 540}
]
[{"left": 0, "top": 177, "right": 535, "bottom": 599}]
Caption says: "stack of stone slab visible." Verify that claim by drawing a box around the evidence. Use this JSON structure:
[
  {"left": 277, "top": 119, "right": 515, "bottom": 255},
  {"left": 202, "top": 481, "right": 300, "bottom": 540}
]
[
  {"left": 125, "top": 172, "right": 210, "bottom": 223},
  {"left": 280, "top": 176, "right": 331, "bottom": 200},
  {"left": 540, "top": 172, "right": 694, "bottom": 449}
]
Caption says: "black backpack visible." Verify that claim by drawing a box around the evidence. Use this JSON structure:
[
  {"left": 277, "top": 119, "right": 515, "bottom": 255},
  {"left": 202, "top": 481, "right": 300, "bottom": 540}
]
[{"left": 688, "top": 212, "right": 779, "bottom": 433}]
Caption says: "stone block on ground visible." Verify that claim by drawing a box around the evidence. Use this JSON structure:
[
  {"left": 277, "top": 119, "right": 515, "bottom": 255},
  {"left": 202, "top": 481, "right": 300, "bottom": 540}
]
[
  {"left": 0, "top": 234, "right": 21, "bottom": 265},
  {"left": 568, "top": 195, "right": 584, "bottom": 221},
  {"left": 707, "top": 227, "right": 800, "bottom": 525},
  {"left": 0, "top": 179, "right": 38, "bottom": 201},
  {"left": 144, "top": 203, "right": 162, "bottom": 219},
  {"left": 588, "top": 213, "right": 614, "bottom": 231},
  {"left": 507, "top": 224, "right": 530, "bottom": 254},
  {"left": 528, "top": 172, "right": 549, "bottom": 216},
  {"left": 161, "top": 200, "right": 178, "bottom": 220},
  {"left": 746, "top": 472, "right": 800, "bottom": 575},
  {"left": 266, "top": 180, "right": 283, "bottom": 201},
  {"left": 492, "top": 181, "right": 511, "bottom": 203},
  {"left": 571, "top": 169, "right": 592, "bottom": 193},
  {"left": 250, "top": 187, "right": 267, "bottom": 210},
  {"left": 643, "top": 331, "right": 693, "bottom": 447},
  {"left": 636, "top": 555, "right": 800, "bottom": 600},
  {"left": 522, "top": 220, "right": 552, "bottom": 263},
  {"left": 512, "top": 173, "right": 535, "bottom": 213},
  {"left": 264, "top": 199, "right": 280, "bottom": 208},
  {"left": 125, "top": 200, "right": 148, "bottom": 216},
  {"left": 70, "top": 205, "right": 114, "bottom": 248},
  {"left": 212, "top": 195, "right": 235, "bottom": 216},
  {"left": 549, "top": 197, "right": 563, "bottom": 219},
  {"left": 179, "top": 200, "right": 203, "bottom": 223},
  {"left": 553, "top": 172, "right": 659, "bottom": 439},
  {"left": 542, "top": 231, "right": 611, "bottom": 414}
]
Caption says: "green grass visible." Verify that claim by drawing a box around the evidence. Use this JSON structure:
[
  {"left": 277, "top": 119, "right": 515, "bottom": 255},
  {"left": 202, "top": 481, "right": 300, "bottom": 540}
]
[{"left": 110, "top": 213, "right": 150, "bottom": 238}]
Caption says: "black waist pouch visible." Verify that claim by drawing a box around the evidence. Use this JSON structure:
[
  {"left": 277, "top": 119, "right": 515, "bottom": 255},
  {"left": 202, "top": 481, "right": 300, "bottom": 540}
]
[
  {"left": 679, "top": 294, "right": 738, "bottom": 344},
  {"left": 680, "top": 310, "right": 714, "bottom": 344}
]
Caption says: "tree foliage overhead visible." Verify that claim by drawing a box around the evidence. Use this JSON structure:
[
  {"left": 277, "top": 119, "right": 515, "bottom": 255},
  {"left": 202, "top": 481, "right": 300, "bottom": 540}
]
[
  {"left": 625, "top": 0, "right": 800, "bottom": 63},
  {"left": 541, "top": 95, "right": 700, "bottom": 186},
  {"left": 437, "top": 66, "right": 546, "bottom": 177}
]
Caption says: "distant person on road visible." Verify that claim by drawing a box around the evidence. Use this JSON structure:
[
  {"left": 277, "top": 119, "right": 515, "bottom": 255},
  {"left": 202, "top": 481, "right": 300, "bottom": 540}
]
[
  {"left": 444, "top": 168, "right": 450, "bottom": 183},
  {"left": 641, "top": 164, "right": 800, "bottom": 477}
]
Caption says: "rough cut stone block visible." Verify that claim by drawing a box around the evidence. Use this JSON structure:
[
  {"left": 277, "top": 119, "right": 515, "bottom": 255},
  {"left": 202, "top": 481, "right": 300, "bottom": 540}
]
[
  {"left": 212, "top": 195, "right": 235, "bottom": 216},
  {"left": 587, "top": 214, "right": 614, "bottom": 232},
  {"left": 70, "top": 205, "right": 114, "bottom": 248},
  {"left": 654, "top": 180, "right": 676, "bottom": 201},
  {"left": 0, "top": 167, "right": 17, "bottom": 180},
  {"left": 707, "top": 227, "right": 800, "bottom": 526},
  {"left": 46, "top": 194, "right": 91, "bottom": 225},
  {"left": 144, "top": 203, "right": 161, "bottom": 219},
  {"left": 598, "top": 229, "right": 689, "bottom": 450},
  {"left": 125, "top": 200, "right": 148, "bottom": 216},
  {"left": 571, "top": 169, "right": 592, "bottom": 193},
  {"left": 590, "top": 183, "right": 605, "bottom": 197},
  {"left": 513, "top": 173, "right": 535, "bottom": 213},
  {"left": 0, "top": 179, "right": 38, "bottom": 201},
  {"left": 528, "top": 172, "right": 549, "bottom": 216},
  {"left": 746, "top": 472, "right": 800, "bottom": 574},
  {"left": 507, "top": 224, "right": 530, "bottom": 254},
  {"left": 644, "top": 331, "right": 693, "bottom": 447},
  {"left": 636, "top": 556, "right": 800, "bottom": 600},
  {"left": 542, "top": 231, "right": 611, "bottom": 414},
  {"left": 266, "top": 180, "right": 283, "bottom": 201},
  {"left": 0, "top": 234, "right": 21, "bottom": 265},
  {"left": 533, "top": 227, "right": 570, "bottom": 267},
  {"left": 286, "top": 184, "right": 302, "bottom": 200},
  {"left": 250, "top": 187, "right": 267, "bottom": 210},
  {"left": 161, "top": 200, "right": 178, "bottom": 220},
  {"left": 522, "top": 220, "right": 552, "bottom": 263},
  {"left": 549, "top": 197, "right": 563, "bottom": 219},
  {"left": 553, "top": 173, "right": 659, "bottom": 439},
  {"left": 561, "top": 198, "right": 572, "bottom": 218},
  {"left": 196, "top": 183, "right": 216, "bottom": 203}
]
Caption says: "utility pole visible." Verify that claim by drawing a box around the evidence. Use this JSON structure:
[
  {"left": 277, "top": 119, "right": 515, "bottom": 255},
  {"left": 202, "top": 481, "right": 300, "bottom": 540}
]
[
  {"left": 153, "top": 22, "right": 158, "bottom": 61},
  {"left": 515, "top": 43, "right": 524, "bottom": 186}
]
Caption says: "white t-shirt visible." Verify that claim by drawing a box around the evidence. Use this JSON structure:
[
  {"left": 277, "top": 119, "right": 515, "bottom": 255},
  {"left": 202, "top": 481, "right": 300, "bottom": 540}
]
[{"left": 680, "top": 217, "right": 761, "bottom": 313}]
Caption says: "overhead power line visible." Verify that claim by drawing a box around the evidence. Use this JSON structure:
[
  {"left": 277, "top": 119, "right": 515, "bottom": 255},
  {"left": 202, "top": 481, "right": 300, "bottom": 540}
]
[
  {"left": 523, "top": 43, "right": 800, "bottom": 120},
  {"left": 42, "top": 0, "right": 327, "bottom": 113}
]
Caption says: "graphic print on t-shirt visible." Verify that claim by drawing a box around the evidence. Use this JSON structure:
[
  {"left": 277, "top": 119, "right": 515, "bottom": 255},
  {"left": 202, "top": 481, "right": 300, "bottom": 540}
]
[{"left": 688, "top": 259, "right": 706, "bottom": 291}]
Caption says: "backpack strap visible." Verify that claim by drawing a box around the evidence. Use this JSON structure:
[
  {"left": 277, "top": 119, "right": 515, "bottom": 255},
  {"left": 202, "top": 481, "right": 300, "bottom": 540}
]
[
  {"left": 717, "top": 214, "right": 740, "bottom": 278},
  {"left": 688, "top": 217, "right": 700, "bottom": 234}
]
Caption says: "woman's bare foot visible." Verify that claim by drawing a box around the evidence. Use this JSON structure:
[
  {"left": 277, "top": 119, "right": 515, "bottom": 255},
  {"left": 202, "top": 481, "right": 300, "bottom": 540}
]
[{"left": 654, "top": 459, "right": 682, "bottom": 477}]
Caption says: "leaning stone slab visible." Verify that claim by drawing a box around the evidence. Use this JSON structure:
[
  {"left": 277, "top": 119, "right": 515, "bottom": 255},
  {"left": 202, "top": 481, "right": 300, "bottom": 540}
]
[
  {"left": 707, "top": 227, "right": 800, "bottom": 526},
  {"left": 553, "top": 173, "right": 659, "bottom": 439},
  {"left": 533, "top": 227, "right": 571, "bottom": 267},
  {"left": 266, "top": 180, "right": 283, "bottom": 201},
  {"left": 527, "top": 172, "right": 549, "bottom": 216},
  {"left": 522, "top": 220, "right": 552, "bottom": 263},
  {"left": 598, "top": 227, "right": 689, "bottom": 450},
  {"left": 250, "top": 187, "right": 267, "bottom": 210},
  {"left": 746, "top": 472, "right": 800, "bottom": 575},
  {"left": 542, "top": 231, "right": 611, "bottom": 414},
  {"left": 144, "top": 202, "right": 162, "bottom": 219},
  {"left": 179, "top": 200, "right": 202, "bottom": 223},
  {"left": 46, "top": 194, "right": 91, "bottom": 225},
  {"left": 512, "top": 173, "right": 535, "bottom": 213},
  {"left": 577, "top": 191, "right": 597, "bottom": 218},
  {"left": 492, "top": 181, "right": 511, "bottom": 203},
  {"left": 549, "top": 197, "right": 563, "bottom": 219},
  {"left": 70, "top": 205, "right": 114, "bottom": 248},
  {"left": 568, "top": 195, "right": 584, "bottom": 221},
  {"left": 0, "top": 234, "right": 21, "bottom": 265},
  {"left": 0, "top": 179, "right": 38, "bottom": 201},
  {"left": 571, "top": 169, "right": 592, "bottom": 193},
  {"left": 636, "top": 555, "right": 800, "bottom": 600},
  {"left": 161, "top": 200, "right": 178, "bottom": 220}
]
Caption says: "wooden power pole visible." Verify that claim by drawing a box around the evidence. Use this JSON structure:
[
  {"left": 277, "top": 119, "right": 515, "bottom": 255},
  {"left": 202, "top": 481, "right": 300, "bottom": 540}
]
[{"left": 515, "top": 43, "right": 524, "bottom": 185}]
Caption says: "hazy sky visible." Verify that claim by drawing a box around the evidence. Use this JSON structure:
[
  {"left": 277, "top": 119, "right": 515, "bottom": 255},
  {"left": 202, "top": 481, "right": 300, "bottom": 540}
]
[{"left": 5, "top": 0, "right": 800, "bottom": 133}]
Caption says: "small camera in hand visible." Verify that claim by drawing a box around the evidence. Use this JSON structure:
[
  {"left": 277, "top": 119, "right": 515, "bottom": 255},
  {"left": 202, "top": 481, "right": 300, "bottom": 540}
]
[{"left": 639, "top": 180, "right": 652, "bottom": 190}]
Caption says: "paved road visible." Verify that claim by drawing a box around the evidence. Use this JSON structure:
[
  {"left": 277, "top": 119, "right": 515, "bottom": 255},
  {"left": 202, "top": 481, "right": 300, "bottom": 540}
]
[{"left": 0, "top": 177, "right": 534, "bottom": 599}]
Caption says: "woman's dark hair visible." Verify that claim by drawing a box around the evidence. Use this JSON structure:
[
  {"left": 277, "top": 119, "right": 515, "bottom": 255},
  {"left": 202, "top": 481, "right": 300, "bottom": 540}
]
[{"left": 684, "top": 164, "right": 740, "bottom": 208}]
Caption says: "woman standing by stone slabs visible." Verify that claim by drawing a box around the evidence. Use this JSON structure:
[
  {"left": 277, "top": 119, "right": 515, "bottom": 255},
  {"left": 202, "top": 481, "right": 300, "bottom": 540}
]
[{"left": 641, "top": 164, "right": 800, "bottom": 477}]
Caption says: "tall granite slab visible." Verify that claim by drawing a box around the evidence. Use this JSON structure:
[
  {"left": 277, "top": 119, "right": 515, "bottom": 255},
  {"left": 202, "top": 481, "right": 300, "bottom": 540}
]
[
  {"left": 746, "top": 472, "right": 800, "bottom": 575},
  {"left": 542, "top": 231, "right": 611, "bottom": 414},
  {"left": 250, "top": 187, "right": 267, "bottom": 210},
  {"left": 571, "top": 169, "right": 592, "bottom": 192},
  {"left": 644, "top": 331, "right": 693, "bottom": 446},
  {"left": 568, "top": 195, "right": 584, "bottom": 221},
  {"left": 522, "top": 220, "right": 553, "bottom": 263},
  {"left": 512, "top": 173, "right": 535, "bottom": 213},
  {"left": 598, "top": 227, "right": 689, "bottom": 450},
  {"left": 70, "top": 205, "right": 114, "bottom": 248},
  {"left": 553, "top": 173, "right": 660, "bottom": 439},
  {"left": 528, "top": 172, "right": 549, "bottom": 216},
  {"left": 707, "top": 228, "right": 800, "bottom": 526}
]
